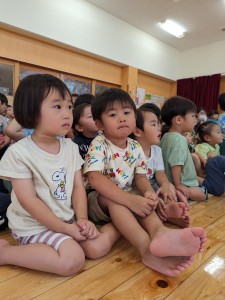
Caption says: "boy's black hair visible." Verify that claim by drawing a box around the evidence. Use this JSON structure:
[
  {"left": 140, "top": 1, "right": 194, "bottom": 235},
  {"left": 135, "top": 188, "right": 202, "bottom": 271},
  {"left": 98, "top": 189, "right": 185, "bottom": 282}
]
[
  {"left": 14, "top": 74, "right": 71, "bottom": 129},
  {"left": 197, "top": 121, "right": 220, "bottom": 143},
  {"left": 136, "top": 106, "right": 159, "bottom": 131},
  {"left": 139, "top": 103, "right": 161, "bottom": 119},
  {"left": 0, "top": 93, "right": 8, "bottom": 105},
  {"left": 218, "top": 93, "right": 225, "bottom": 111},
  {"left": 73, "top": 93, "right": 94, "bottom": 108},
  {"left": 161, "top": 96, "right": 196, "bottom": 126},
  {"left": 91, "top": 88, "right": 136, "bottom": 121},
  {"left": 72, "top": 103, "right": 91, "bottom": 133}
]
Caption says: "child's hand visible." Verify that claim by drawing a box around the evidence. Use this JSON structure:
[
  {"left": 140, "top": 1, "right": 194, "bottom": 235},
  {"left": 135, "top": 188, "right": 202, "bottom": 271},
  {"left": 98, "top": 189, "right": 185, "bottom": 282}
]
[
  {"left": 157, "top": 184, "right": 177, "bottom": 203},
  {"left": 128, "top": 194, "right": 155, "bottom": 217},
  {"left": 176, "top": 184, "right": 190, "bottom": 198},
  {"left": 77, "top": 218, "right": 99, "bottom": 239},
  {"left": 156, "top": 198, "right": 167, "bottom": 222},
  {"left": 143, "top": 191, "right": 159, "bottom": 209},
  {"left": 66, "top": 223, "right": 87, "bottom": 242}
]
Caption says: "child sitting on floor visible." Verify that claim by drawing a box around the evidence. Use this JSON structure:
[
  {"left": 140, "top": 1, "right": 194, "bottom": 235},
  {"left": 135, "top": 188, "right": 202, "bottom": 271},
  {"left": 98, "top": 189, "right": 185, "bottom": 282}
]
[
  {"left": 194, "top": 121, "right": 223, "bottom": 177},
  {"left": 83, "top": 88, "right": 206, "bottom": 277},
  {"left": 132, "top": 105, "right": 189, "bottom": 228},
  {"left": 73, "top": 102, "right": 98, "bottom": 159},
  {"left": 0, "top": 74, "right": 119, "bottom": 276},
  {"left": 160, "top": 96, "right": 208, "bottom": 206}
]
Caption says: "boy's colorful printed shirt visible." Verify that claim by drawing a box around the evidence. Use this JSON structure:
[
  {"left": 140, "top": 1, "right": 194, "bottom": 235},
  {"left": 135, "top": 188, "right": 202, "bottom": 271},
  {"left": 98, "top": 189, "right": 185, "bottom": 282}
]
[{"left": 83, "top": 133, "right": 147, "bottom": 191}]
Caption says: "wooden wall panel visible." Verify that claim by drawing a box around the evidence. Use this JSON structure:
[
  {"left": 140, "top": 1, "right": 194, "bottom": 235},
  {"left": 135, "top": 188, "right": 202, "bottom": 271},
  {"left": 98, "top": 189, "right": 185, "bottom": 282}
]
[
  {"left": 0, "top": 28, "right": 122, "bottom": 85},
  {"left": 137, "top": 72, "right": 175, "bottom": 99}
]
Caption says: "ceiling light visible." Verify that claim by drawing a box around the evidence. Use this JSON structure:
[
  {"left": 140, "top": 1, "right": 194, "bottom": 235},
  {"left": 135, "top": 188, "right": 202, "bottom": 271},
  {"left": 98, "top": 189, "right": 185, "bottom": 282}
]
[{"left": 160, "top": 20, "right": 185, "bottom": 38}]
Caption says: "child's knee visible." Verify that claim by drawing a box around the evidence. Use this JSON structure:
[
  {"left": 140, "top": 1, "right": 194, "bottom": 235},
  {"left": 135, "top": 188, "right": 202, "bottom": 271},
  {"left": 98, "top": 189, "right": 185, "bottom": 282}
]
[
  {"left": 59, "top": 249, "right": 85, "bottom": 276},
  {"left": 84, "top": 238, "right": 113, "bottom": 259}
]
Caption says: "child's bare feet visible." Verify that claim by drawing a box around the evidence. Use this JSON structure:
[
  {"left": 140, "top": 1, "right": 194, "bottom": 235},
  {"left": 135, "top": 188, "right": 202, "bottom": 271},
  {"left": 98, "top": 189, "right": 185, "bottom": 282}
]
[
  {"left": 149, "top": 227, "right": 206, "bottom": 257},
  {"left": 176, "top": 189, "right": 191, "bottom": 210},
  {"left": 142, "top": 254, "right": 193, "bottom": 276},
  {"left": 164, "top": 202, "right": 190, "bottom": 228}
]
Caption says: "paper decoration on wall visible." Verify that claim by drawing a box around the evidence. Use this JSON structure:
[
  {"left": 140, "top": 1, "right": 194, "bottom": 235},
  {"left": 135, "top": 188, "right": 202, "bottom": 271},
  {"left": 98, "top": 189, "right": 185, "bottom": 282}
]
[
  {"left": 145, "top": 93, "right": 165, "bottom": 108},
  {"left": 136, "top": 87, "right": 145, "bottom": 106}
]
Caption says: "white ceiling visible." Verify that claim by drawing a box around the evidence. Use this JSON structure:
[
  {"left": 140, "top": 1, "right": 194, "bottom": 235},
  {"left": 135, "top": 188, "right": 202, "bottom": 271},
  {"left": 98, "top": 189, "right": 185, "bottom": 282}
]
[{"left": 87, "top": 0, "right": 225, "bottom": 51}]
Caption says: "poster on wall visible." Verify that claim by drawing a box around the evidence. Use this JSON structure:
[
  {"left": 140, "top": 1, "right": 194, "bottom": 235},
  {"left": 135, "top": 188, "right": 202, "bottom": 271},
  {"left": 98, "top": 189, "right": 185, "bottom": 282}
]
[
  {"left": 145, "top": 93, "right": 165, "bottom": 108},
  {"left": 136, "top": 87, "right": 145, "bottom": 106},
  {"left": 63, "top": 78, "right": 92, "bottom": 95}
]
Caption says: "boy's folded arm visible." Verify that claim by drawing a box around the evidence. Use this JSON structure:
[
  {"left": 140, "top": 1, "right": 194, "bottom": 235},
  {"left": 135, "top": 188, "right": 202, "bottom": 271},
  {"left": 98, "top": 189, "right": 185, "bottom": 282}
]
[
  {"left": 134, "top": 173, "right": 154, "bottom": 195},
  {"left": 155, "top": 170, "right": 169, "bottom": 187},
  {"left": 171, "top": 165, "right": 189, "bottom": 197},
  {"left": 87, "top": 171, "right": 131, "bottom": 207}
]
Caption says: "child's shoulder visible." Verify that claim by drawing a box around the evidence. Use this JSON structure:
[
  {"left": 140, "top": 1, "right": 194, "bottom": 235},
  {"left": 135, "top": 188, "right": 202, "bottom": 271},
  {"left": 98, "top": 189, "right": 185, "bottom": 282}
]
[
  {"left": 127, "top": 137, "right": 143, "bottom": 150},
  {"left": 161, "top": 131, "right": 184, "bottom": 143}
]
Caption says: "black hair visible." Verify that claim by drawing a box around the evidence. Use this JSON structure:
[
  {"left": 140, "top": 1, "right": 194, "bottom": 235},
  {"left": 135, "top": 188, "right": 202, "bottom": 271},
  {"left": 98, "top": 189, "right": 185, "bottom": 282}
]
[
  {"left": 161, "top": 96, "right": 196, "bottom": 126},
  {"left": 72, "top": 103, "right": 91, "bottom": 133},
  {"left": 73, "top": 93, "right": 94, "bottom": 108},
  {"left": 91, "top": 88, "right": 136, "bottom": 121},
  {"left": 0, "top": 93, "right": 8, "bottom": 105},
  {"left": 136, "top": 107, "right": 159, "bottom": 131},
  {"left": 14, "top": 74, "right": 71, "bottom": 129},
  {"left": 218, "top": 93, "right": 225, "bottom": 111},
  {"left": 197, "top": 107, "right": 206, "bottom": 114},
  {"left": 208, "top": 109, "right": 219, "bottom": 118},
  {"left": 139, "top": 103, "right": 161, "bottom": 119},
  {"left": 197, "top": 121, "right": 221, "bottom": 143}
]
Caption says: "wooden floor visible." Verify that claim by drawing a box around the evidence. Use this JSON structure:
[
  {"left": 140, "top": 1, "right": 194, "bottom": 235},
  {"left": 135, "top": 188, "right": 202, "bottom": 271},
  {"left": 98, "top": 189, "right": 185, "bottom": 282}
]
[{"left": 1, "top": 195, "right": 225, "bottom": 299}]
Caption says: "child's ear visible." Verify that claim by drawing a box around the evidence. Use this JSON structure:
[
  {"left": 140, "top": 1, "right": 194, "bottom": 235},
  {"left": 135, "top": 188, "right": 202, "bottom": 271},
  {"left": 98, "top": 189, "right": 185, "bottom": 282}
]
[
  {"left": 74, "top": 124, "right": 83, "bottom": 133},
  {"left": 95, "top": 119, "right": 104, "bottom": 131},
  {"left": 133, "top": 127, "right": 142, "bottom": 138},
  {"left": 204, "top": 135, "right": 211, "bottom": 142},
  {"left": 174, "top": 115, "right": 182, "bottom": 124}
]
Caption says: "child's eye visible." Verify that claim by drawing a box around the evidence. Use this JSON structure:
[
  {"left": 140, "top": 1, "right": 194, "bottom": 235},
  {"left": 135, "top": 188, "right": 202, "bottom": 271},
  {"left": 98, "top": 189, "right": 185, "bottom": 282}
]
[
  {"left": 68, "top": 105, "right": 73, "bottom": 110},
  {"left": 109, "top": 113, "right": 116, "bottom": 117},
  {"left": 124, "top": 111, "right": 131, "bottom": 115},
  {"left": 54, "top": 105, "right": 61, "bottom": 109}
]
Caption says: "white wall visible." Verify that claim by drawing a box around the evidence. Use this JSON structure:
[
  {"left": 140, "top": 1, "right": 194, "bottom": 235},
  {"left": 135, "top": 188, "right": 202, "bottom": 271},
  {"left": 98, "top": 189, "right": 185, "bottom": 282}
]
[
  {"left": 0, "top": 0, "right": 180, "bottom": 80},
  {"left": 179, "top": 40, "right": 225, "bottom": 79},
  {"left": 0, "top": 0, "right": 224, "bottom": 80}
]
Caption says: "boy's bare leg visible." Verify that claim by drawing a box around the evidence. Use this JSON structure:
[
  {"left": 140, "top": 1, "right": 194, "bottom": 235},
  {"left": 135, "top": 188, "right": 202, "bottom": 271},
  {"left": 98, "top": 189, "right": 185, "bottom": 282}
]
[
  {"left": 164, "top": 201, "right": 190, "bottom": 228},
  {"left": 80, "top": 223, "right": 120, "bottom": 259},
  {"left": 138, "top": 210, "right": 206, "bottom": 257},
  {"left": 188, "top": 187, "right": 207, "bottom": 201},
  {"left": 104, "top": 199, "right": 194, "bottom": 276},
  {"left": 0, "top": 239, "right": 85, "bottom": 276}
]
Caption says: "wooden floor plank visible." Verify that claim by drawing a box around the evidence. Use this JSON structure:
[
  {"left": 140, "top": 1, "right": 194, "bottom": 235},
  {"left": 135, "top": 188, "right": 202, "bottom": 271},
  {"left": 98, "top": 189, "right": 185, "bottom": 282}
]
[
  {"left": 100, "top": 237, "right": 223, "bottom": 300},
  {"left": 0, "top": 195, "right": 224, "bottom": 299},
  {"left": 164, "top": 244, "right": 225, "bottom": 300},
  {"left": 33, "top": 247, "right": 145, "bottom": 300}
]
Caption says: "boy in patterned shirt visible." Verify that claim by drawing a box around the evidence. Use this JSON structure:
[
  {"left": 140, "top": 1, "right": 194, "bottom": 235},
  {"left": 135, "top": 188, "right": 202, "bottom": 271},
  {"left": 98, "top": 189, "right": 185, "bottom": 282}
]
[{"left": 83, "top": 88, "right": 206, "bottom": 277}]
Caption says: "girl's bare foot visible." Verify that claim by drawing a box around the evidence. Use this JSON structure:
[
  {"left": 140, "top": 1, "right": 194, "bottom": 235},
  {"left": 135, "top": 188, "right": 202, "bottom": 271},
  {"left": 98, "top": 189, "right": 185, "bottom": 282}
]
[
  {"left": 142, "top": 254, "right": 193, "bottom": 276},
  {"left": 149, "top": 227, "right": 206, "bottom": 257}
]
